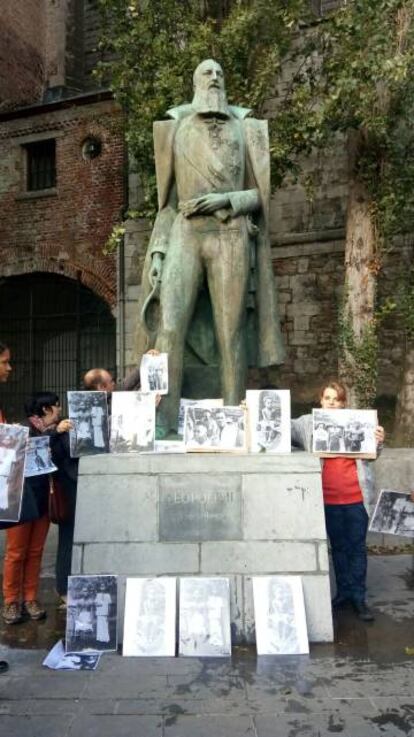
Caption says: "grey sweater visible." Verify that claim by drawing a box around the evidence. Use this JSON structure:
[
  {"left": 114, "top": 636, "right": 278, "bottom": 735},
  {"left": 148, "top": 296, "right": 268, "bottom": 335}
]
[{"left": 291, "top": 414, "right": 379, "bottom": 515}]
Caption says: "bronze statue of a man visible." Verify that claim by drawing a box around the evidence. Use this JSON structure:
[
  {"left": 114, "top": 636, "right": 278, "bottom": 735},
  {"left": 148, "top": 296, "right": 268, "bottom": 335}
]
[{"left": 136, "top": 59, "right": 285, "bottom": 435}]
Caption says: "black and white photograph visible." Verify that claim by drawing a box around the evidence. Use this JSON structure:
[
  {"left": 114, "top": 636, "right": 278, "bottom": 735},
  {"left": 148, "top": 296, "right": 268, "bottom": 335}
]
[
  {"left": 24, "top": 436, "right": 57, "bottom": 477},
  {"left": 68, "top": 391, "right": 109, "bottom": 457},
  {"left": 123, "top": 577, "right": 176, "bottom": 657},
  {"left": 43, "top": 640, "right": 102, "bottom": 670},
  {"left": 0, "top": 423, "right": 29, "bottom": 522},
  {"left": 369, "top": 490, "right": 414, "bottom": 538},
  {"left": 177, "top": 398, "right": 224, "bottom": 437},
  {"left": 312, "top": 408, "right": 377, "bottom": 458},
  {"left": 246, "top": 389, "right": 291, "bottom": 453},
  {"left": 140, "top": 352, "right": 168, "bottom": 395},
  {"left": 253, "top": 576, "right": 309, "bottom": 655},
  {"left": 184, "top": 405, "right": 246, "bottom": 452},
  {"left": 179, "top": 577, "right": 231, "bottom": 657},
  {"left": 110, "top": 392, "right": 155, "bottom": 453},
  {"left": 66, "top": 575, "right": 118, "bottom": 653}
]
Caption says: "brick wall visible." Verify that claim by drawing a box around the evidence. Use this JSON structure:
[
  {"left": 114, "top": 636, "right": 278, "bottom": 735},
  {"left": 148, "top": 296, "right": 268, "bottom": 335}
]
[
  {"left": 0, "top": 98, "right": 125, "bottom": 306},
  {"left": 0, "top": 0, "right": 46, "bottom": 110}
]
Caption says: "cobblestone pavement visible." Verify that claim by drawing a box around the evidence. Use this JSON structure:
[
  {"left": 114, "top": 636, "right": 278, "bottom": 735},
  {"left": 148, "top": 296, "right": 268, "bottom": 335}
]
[{"left": 0, "top": 554, "right": 413, "bottom": 737}]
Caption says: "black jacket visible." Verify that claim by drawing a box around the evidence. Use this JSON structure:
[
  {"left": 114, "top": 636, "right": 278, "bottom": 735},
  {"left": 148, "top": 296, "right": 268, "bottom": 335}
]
[{"left": 49, "top": 431, "right": 79, "bottom": 519}]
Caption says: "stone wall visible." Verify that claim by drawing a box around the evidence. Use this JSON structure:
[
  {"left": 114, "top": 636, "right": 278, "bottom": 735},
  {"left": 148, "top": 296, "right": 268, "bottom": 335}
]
[{"left": 73, "top": 452, "right": 334, "bottom": 644}]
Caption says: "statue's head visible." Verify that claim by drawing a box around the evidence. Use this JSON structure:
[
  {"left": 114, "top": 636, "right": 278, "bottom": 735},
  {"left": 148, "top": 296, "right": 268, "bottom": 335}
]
[{"left": 192, "top": 59, "right": 229, "bottom": 116}]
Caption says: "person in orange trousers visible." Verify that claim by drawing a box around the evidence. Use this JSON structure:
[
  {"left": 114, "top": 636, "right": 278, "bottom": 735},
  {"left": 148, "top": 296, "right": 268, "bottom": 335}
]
[{"left": 2, "top": 391, "right": 71, "bottom": 625}]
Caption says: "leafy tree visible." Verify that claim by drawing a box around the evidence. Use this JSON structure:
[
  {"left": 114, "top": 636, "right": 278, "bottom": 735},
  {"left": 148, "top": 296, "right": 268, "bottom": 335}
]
[
  {"left": 96, "top": 0, "right": 414, "bottom": 421},
  {"left": 293, "top": 0, "right": 414, "bottom": 407},
  {"left": 393, "top": 267, "right": 414, "bottom": 444},
  {"left": 95, "top": 0, "right": 312, "bottom": 217}
]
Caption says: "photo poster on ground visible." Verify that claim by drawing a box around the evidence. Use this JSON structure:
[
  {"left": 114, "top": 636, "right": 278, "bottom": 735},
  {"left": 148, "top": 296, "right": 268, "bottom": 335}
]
[
  {"left": 253, "top": 576, "right": 309, "bottom": 656},
  {"left": 369, "top": 489, "right": 414, "bottom": 538},
  {"left": 179, "top": 577, "right": 232, "bottom": 657},
  {"left": 0, "top": 423, "right": 29, "bottom": 523},
  {"left": 43, "top": 640, "right": 102, "bottom": 670},
  {"left": 110, "top": 392, "right": 155, "bottom": 454},
  {"left": 24, "top": 436, "right": 57, "bottom": 477},
  {"left": 65, "top": 575, "right": 118, "bottom": 653},
  {"left": 140, "top": 352, "right": 169, "bottom": 395},
  {"left": 122, "top": 577, "right": 177, "bottom": 657},
  {"left": 67, "top": 391, "right": 109, "bottom": 458},
  {"left": 184, "top": 405, "right": 246, "bottom": 453},
  {"left": 177, "top": 398, "right": 224, "bottom": 437},
  {"left": 312, "top": 408, "right": 378, "bottom": 459},
  {"left": 246, "top": 389, "right": 291, "bottom": 453}
]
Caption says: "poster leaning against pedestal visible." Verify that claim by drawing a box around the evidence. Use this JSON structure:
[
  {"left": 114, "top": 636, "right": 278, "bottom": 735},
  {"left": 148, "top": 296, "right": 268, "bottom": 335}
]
[
  {"left": 179, "top": 577, "right": 231, "bottom": 657},
  {"left": 184, "top": 405, "right": 246, "bottom": 453},
  {"left": 66, "top": 575, "right": 118, "bottom": 653},
  {"left": 123, "top": 577, "right": 176, "bottom": 657},
  {"left": 253, "top": 575, "right": 309, "bottom": 655},
  {"left": 177, "top": 398, "right": 224, "bottom": 437},
  {"left": 246, "top": 389, "right": 291, "bottom": 453}
]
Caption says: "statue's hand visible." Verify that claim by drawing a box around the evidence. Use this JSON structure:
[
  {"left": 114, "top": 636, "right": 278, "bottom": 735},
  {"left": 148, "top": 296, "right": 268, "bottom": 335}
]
[
  {"left": 181, "top": 193, "right": 230, "bottom": 216},
  {"left": 149, "top": 253, "right": 163, "bottom": 287}
]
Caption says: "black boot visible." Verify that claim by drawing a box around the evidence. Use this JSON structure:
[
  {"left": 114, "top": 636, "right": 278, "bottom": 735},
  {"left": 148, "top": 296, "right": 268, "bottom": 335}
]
[
  {"left": 332, "top": 594, "right": 350, "bottom": 609},
  {"left": 352, "top": 601, "right": 375, "bottom": 622}
]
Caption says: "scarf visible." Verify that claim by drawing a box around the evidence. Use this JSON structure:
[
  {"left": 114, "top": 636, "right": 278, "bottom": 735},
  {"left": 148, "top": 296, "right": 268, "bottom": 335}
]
[{"left": 28, "top": 415, "right": 57, "bottom": 434}]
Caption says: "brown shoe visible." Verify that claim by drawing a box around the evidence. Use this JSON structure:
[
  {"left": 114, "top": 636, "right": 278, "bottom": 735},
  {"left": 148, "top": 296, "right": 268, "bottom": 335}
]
[
  {"left": 56, "top": 596, "right": 67, "bottom": 611},
  {"left": 2, "top": 602, "right": 23, "bottom": 625},
  {"left": 22, "top": 600, "right": 47, "bottom": 621}
]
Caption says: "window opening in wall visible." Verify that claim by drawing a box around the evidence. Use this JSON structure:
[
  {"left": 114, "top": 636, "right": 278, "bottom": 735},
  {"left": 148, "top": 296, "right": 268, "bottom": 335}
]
[
  {"left": 25, "top": 139, "right": 56, "bottom": 191},
  {"left": 82, "top": 136, "right": 102, "bottom": 160}
]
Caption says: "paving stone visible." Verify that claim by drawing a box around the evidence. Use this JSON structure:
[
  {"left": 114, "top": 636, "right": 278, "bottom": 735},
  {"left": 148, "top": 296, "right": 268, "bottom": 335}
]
[
  {"left": 163, "top": 714, "right": 255, "bottom": 736},
  {"left": 82, "top": 673, "right": 168, "bottom": 699},
  {"left": 0, "top": 556, "right": 412, "bottom": 736},
  {"left": 254, "top": 713, "right": 382, "bottom": 737},
  {"left": 0, "top": 715, "right": 74, "bottom": 737},
  {"left": 0, "top": 674, "right": 87, "bottom": 700},
  {"left": 68, "top": 714, "right": 162, "bottom": 737}
]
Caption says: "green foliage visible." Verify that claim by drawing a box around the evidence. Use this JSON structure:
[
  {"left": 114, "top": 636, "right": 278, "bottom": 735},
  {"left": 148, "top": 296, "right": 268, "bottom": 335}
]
[
  {"left": 338, "top": 308, "right": 379, "bottom": 408},
  {"left": 103, "top": 223, "right": 125, "bottom": 255},
  {"left": 96, "top": 0, "right": 414, "bottom": 245},
  {"left": 291, "top": 0, "right": 414, "bottom": 243},
  {"left": 396, "top": 268, "right": 414, "bottom": 339},
  {"left": 95, "top": 0, "right": 312, "bottom": 217}
]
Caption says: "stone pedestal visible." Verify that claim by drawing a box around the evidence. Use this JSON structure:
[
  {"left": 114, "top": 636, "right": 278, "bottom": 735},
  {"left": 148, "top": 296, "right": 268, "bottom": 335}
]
[{"left": 72, "top": 451, "right": 333, "bottom": 643}]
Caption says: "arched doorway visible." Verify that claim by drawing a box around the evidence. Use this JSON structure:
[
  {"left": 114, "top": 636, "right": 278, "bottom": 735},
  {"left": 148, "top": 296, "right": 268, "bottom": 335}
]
[{"left": 0, "top": 273, "right": 116, "bottom": 421}]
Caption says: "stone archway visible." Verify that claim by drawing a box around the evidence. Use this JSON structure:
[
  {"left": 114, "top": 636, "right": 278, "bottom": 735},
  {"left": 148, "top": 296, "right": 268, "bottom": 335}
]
[{"left": 0, "top": 272, "right": 116, "bottom": 421}]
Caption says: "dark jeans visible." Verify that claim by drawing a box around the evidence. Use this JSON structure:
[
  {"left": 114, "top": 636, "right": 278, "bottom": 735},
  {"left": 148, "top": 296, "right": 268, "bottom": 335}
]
[
  {"left": 55, "top": 477, "right": 77, "bottom": 597},
  {"left": 324, "top": 502, "right": 368, "bottom": 604},
  {"left": 56, "top": 516, "right": 75, "bottom": 596}
]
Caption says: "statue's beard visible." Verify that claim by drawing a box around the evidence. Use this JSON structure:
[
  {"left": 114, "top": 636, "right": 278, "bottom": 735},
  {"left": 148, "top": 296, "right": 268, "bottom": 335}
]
[{"left": 192, "top": 87, "right": 229, "bottom": 116}]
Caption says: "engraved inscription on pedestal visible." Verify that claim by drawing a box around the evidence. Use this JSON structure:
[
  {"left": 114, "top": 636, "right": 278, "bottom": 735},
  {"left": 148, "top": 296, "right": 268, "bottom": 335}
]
[{"left": 159, "top": 475, "right": 242, "bottom": 542}]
